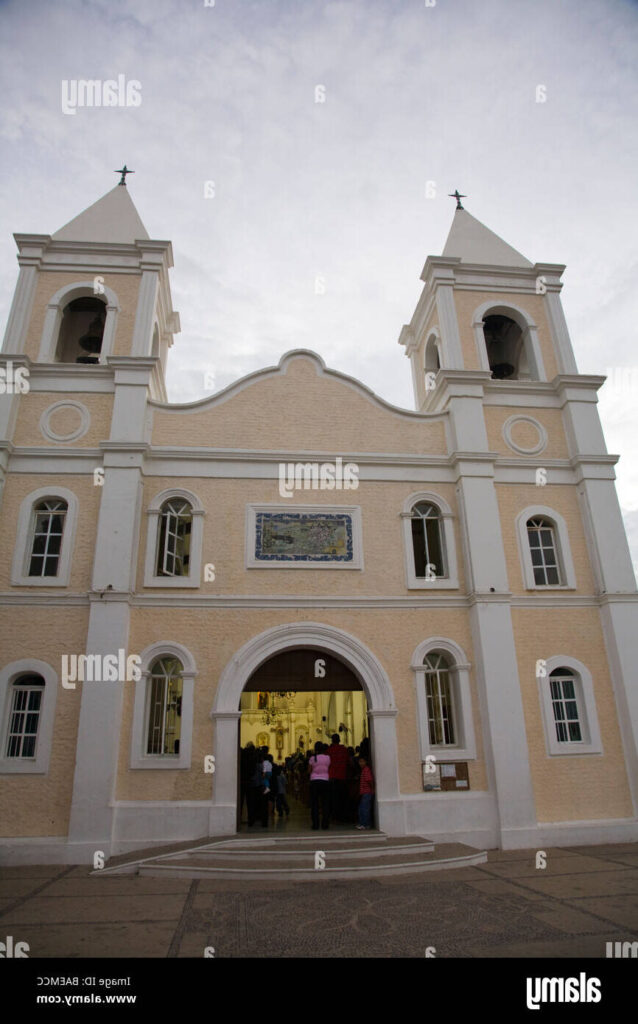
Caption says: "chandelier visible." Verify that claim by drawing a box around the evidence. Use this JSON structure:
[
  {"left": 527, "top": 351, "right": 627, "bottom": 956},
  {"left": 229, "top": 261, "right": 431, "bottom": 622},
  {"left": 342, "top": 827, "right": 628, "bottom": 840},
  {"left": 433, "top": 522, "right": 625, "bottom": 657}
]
[{"left": 261, "top": 691, "right": 295, "bottom": 725}]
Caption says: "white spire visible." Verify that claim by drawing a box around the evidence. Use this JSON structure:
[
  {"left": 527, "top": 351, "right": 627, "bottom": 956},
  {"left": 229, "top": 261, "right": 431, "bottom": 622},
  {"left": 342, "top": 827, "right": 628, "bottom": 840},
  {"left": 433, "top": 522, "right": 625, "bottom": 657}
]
[
  {"left": 442, "top": 208, "right": 532, "bottom": 267},
  {"left": 52, "top": 185, "right": 149, "bottom": 244}
]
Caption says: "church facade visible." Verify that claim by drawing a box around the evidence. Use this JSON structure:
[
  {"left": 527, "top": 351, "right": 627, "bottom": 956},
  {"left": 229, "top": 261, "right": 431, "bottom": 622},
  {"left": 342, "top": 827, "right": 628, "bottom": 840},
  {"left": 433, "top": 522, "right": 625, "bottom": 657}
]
[{"left": 1, "top": 183, "right": 637, "bottom": 864}]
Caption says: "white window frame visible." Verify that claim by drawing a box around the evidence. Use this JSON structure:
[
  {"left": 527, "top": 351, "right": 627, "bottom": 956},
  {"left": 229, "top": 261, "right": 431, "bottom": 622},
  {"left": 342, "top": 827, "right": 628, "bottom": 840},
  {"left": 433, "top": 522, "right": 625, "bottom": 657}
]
[
  {"left": 538, "top": 656, "right": 602, "bottom": 756},
  {"left": 11, "top": 486, "right": 79, "bottom": 587},
  {"left": 515, "top": 506, "right": 576, "bottom": 591},
  {"left": 0, "top": 659, "right": 58, "bottom": 774},
  {"left": 143, "top": 489, "right": 205, "bottom": 588},
  {"left": 401, "top": 492, "right": 459, "bottom": 589},
  {"left": 130, "top": 642, "right": 196, "bottom": 770},
  {"left": 411, "top": 638, "right": 476, "bottom": 761}
]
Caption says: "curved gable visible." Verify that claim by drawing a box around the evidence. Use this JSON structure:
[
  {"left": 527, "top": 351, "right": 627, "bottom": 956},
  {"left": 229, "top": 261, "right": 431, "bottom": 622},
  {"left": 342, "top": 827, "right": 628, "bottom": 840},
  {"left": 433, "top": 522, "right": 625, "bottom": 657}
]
[{"left": 151, "top": 351, "right": 447, "bottom": 454}]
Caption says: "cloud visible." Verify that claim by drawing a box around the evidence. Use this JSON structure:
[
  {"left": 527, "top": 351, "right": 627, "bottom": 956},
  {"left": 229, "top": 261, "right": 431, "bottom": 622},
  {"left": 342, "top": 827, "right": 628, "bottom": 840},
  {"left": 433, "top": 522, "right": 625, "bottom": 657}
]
[{"left": 1, "top": 0, "right": 637, "bottom": 565}]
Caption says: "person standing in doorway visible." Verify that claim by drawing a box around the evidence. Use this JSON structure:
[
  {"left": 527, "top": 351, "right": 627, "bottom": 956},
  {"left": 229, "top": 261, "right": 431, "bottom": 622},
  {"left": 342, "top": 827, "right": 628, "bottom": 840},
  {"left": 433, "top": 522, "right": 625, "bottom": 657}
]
[
  {"left": 326, "top": 733, "right": 349, "bottom": 823},
  {"left": 308, "top": 741, "right": 331, "bottom": 830},
  {"left": 356, "top": 756, "right": 375, "bottom": 830}
]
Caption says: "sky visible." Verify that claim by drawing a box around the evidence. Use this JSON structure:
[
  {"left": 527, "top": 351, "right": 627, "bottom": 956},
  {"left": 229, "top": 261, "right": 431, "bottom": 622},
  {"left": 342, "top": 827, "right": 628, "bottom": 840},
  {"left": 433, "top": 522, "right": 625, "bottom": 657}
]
[{"left": 1, "top": 0, "right": 637, "bottom": 572}]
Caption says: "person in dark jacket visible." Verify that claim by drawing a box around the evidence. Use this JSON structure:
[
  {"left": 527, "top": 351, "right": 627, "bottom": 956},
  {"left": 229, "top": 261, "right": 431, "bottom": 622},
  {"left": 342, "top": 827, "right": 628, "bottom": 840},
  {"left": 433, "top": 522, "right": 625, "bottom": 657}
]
[{"left": 326, "top": 733, "right": 350, "bottom": 823}]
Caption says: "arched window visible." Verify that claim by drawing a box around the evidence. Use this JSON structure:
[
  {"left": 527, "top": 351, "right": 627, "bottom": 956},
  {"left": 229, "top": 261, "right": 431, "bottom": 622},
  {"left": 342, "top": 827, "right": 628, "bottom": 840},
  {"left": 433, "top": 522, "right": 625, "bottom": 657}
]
[
  {"left": 0, "top": 660, "right": 58, "bottom": 774},
  {"left": 401, "top": 493, "right": 459, "bottom": 590},
  {"left": 527, "top": 517, "right": 561, "bottom": 585},
  {"left": 537, "top": 657, "right": 602, "bottom": 756},
  {"left": 131, "top": 643, "right": 196, "bottom": 769},
  {"left": 144, "top": 490, "right": 204, "bottom": 588},
  {"left": 5, "top": 674, "right": 45, "bottom": 759},
  {"left": 410, "top": 502, "right": 445, "bottom": 579},
  {"left": 549, "top": 667, "right": 581, "bottom": 743},
  {"left": 155, "top": 499, "right": 192, "bottom": 577},
  {"left": 515, "top": 507, "right": 576, "bottom": 591},
  {"left": 411, "top": 639, "right": 476, "bottom": 761},
  {"left": 424, "top": 653, "right": 455, "bottom": 745},
  {"left": 28, "top": 499, "right": 68, "bottom": 577},
  {"left": 55, "top": 296, "right": 106, "bottom": 364},
  {"left": 146, "top": 656, "right": 183, "bottom": 756}
]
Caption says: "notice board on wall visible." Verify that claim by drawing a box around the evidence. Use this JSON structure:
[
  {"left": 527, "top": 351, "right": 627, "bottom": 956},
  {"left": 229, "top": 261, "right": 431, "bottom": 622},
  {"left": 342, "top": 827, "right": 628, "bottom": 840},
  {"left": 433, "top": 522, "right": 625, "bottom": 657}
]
[{"left": 439, "top": 762, "right": 470, "bottom": 791}]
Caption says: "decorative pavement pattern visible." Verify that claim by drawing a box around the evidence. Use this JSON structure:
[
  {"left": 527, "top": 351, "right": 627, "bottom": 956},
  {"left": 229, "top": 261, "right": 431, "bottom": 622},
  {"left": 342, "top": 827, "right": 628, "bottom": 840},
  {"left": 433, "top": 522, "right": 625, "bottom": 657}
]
[{"left": 0, "top": 844, "right": 637, "bottom": 958}]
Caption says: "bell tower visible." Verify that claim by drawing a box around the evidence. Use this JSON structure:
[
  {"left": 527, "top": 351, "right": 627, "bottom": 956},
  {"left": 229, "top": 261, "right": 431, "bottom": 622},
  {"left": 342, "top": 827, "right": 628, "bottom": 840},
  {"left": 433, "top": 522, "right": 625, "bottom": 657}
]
[
  {"left": 0, "top": 178, "right": 181, "bottom": 856},
  {"left": 398, "top": 200, "right": 638, "bottom": 842},
  {"left": 1, "top": 178, "right": 180, "bottom": 398}
]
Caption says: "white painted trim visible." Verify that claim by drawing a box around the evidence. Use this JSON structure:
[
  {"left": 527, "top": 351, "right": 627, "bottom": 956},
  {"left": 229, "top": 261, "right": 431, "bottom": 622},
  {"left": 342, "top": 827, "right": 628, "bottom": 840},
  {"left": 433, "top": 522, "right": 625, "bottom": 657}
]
[
  {"left": 0, "top": 658, "right": 58, "bottom": 774},
  {"left": 502, "top": 415, "right": 548, "bottom": 456},
  {"left": 245, "top": 503, "right": 364, "bottom": 570},
  {"left": 1, "top": 263, "right": 39, "bottom": 355},
  {"left": 39, "top": 400, "right": 90, "bottom": 443},
  {"left": 11, "top": 485, "right": 79, "bottom": 587},
  {"left": 537, "top": 655, "right": 603, "bottom": 757},
  {"left": 37, "top": 281, "right": 120, "bottom": 364},
  {"left": 472, "top": 300, "right": 546, "bottom": 381},
  {"left": 214, "top": 622, "right": 396, "bottom": 714},
  {"left": 401, "top": 491, "right": 459, "bottom": 589},
  {"left": 130, "top": 641, "right": 197, "bottom": 770},
  {"left": 143, "top": 488, "right": 205, "bottom": 588},
  {"left": 515, "top": 505, "right": 577, "bottom": 591},
  {"left": 410, "top": 637, "right": 477, "bottom": 762}
]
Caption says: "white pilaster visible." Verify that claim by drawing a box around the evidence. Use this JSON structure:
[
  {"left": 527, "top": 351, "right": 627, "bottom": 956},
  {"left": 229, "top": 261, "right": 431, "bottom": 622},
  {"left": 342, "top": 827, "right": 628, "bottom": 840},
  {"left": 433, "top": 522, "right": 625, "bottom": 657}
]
[
  {"left": 1, "top": 235, "right": 48, "bottom": 354},
  {"left": 435, "top": 282, "right": 464, "bottom": 369},
  {"left": 369, "top": 709, "right": 403, "bottom": 835},
  {"left": 131, "top": 270, "right": 159, "bottom": 357},
  {"left": 600, "top": 600, "right": 638, "bottom": 813},
  {"left": 210, "top": 711, "right": 242, "bottom": 835},
  {"left": 543, "top": 285, "right": 578, "bottom": 375},
  {"left": 67, "top": 596, "right": 130, "bottom": 858}
]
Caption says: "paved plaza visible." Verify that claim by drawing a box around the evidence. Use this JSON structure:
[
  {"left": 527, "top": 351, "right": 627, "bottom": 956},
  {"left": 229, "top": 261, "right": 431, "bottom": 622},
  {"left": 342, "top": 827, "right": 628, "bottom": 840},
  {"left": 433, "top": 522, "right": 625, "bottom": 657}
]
[{"left": 1, "top": 842, "right": 637, "bottom": 958}]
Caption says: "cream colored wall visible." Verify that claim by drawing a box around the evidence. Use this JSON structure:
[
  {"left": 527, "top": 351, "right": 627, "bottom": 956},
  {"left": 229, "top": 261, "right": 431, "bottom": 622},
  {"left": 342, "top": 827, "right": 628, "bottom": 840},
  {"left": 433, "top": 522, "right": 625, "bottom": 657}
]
[
  {"left": 151, "top": 356, "right": 447, "bottom": 454},
  {"left": 485, "top": 406, "right": 569, "bottom": 459},
  {"left": 0, "top": 607, "right": 88, "bottom": 836},
  {"left": 512, "top": 607, "right": 633, "bottom": 821},
  {"left": 22, "top": 271, "right": 141, "bottom": 362},
  {"left": 496, "top": 483, "right": 596, "bottom": 595},
  {"left": 136, "top": 477, "right": 466, "bottom": 596},
  {"left": 118, "top": 606, "right": 487, "bottom": 800},
  {"left": 453, "top": 290, "right": 559, "bottom": 379},
  {"left": 0, "top": 474, "right": 101, "bottom": 591},
  {"left": 12, "top": 393, "right": 114, "bottom": 448}
]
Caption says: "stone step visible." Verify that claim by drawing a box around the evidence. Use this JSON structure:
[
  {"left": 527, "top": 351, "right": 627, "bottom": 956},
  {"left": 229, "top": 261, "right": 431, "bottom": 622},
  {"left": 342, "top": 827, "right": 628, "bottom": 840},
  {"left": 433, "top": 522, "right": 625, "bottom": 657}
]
[
  {"left": 175, "top": 836, "right": 435, "bottom": 861},
  {"left": 134, "top": 842, "right": 486, "bottom": 881}
]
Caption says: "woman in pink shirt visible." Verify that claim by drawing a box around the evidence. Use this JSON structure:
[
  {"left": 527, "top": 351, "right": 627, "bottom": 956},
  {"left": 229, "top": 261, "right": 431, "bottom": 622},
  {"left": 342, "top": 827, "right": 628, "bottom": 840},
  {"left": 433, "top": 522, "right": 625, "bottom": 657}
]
[{"left": 308, "top": 742, "right": 331, "bottom": 830}]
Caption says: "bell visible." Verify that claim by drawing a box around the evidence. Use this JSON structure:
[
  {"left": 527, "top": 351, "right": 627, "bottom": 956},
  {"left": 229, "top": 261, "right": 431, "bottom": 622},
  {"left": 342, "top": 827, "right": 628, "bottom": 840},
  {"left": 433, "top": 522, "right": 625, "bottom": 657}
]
[
  {"left": 78, "top": 315, "right": 104, "bottom": 354},
  {"left": 491, "top": 362, "right": 515, "bottom": 380}
]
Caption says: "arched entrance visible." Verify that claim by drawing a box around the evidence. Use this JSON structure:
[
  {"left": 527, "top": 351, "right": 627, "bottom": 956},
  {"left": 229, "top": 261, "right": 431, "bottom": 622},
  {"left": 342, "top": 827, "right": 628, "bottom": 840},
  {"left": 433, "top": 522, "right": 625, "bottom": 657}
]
[{"left": 209, "top": 623, "right": 403, "bottom": 836}]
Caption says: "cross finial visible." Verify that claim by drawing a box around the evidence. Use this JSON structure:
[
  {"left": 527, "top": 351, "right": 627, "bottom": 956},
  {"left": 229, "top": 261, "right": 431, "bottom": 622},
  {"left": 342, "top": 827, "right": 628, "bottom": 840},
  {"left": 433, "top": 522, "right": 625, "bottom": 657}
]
[
  {"left": 448, "top": 189, "right": 466, "bottom": 210},
  {"left": 114, "top": 165, "right": 134, "bottom": 186}
]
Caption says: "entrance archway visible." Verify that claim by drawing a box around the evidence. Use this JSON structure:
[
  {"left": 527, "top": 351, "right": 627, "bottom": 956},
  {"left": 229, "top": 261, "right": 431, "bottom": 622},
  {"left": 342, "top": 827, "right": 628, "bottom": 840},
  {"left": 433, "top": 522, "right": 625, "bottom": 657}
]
[{"left": 209, "top": 622, "right": 403, "bottom": 836}]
